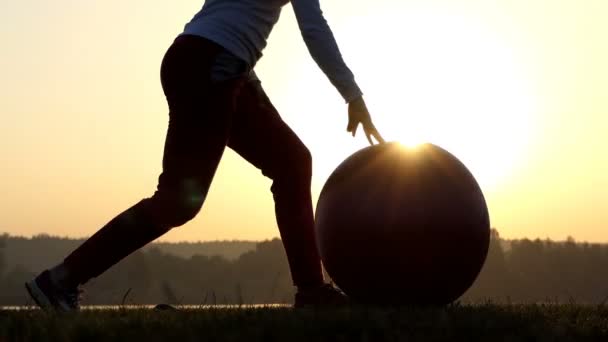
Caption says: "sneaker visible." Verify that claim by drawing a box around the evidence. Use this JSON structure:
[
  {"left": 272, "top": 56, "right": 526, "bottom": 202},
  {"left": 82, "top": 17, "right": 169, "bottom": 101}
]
[
  {"left": 294, "top": 283, "right": 350, "bottom": 308},
  {"left": 25, "top": 270, "right": 82, "bottom": 312}
]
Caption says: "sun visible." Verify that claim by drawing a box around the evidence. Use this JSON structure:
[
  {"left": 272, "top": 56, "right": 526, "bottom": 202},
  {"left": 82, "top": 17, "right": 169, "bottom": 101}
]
[{"left": 337, "top": 7, "right": 539, "bottom": 190}]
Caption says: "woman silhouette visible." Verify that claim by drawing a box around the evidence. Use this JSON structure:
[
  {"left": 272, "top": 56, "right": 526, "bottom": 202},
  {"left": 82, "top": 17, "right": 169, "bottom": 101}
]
[{"left": 26, "top": 0, "right": 384, "bottom": 311}]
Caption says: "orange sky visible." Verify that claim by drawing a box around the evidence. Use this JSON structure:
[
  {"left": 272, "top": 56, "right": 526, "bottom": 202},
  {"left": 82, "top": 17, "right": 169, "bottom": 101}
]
[{"left": 1, "top": 0, "right": 607, "bottom": 242}]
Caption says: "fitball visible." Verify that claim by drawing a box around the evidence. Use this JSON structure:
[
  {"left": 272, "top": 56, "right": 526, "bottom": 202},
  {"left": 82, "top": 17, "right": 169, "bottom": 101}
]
[{"left": 315, "top": 142, "right": 490, "bottom": 305}]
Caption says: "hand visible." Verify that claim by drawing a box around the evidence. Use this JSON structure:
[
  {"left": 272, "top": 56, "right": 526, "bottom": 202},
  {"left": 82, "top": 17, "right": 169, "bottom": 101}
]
[{"left": 347, "top": 96, "right": 385, "bottom": 145}]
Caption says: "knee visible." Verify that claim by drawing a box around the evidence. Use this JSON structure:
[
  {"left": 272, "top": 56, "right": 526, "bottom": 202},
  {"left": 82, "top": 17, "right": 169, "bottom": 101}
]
[
  {"left": 274, "top": 144, "right": 312, "bottom": 186},
  {"left": 166, "top": 196, "right": 204, "bottom": 228},
  {"left": 148, "top": 179, "right": 207, "bottom": 228},
  {"left": 289, "top": 144, "right": 313, "bottom": 180}
]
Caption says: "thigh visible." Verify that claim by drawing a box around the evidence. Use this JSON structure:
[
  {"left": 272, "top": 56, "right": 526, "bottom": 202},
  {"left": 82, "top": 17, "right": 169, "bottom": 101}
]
[
  {"left": 228, "top": 78, "right": 310, "bottom": 180},
  {"left": 158, "top": 36, "right": 241, "bottom": 194}
]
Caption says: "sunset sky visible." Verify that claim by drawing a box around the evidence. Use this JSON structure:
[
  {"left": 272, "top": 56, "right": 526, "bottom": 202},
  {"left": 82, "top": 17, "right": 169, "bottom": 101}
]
[{"left": 1, "top": 0, "right": 607, "bottom": 242}]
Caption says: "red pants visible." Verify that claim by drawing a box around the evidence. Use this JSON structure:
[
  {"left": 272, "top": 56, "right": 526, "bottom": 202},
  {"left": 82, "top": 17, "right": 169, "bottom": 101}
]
[{"left": 63, "top": 35, "right": 324, "bottom": 288}]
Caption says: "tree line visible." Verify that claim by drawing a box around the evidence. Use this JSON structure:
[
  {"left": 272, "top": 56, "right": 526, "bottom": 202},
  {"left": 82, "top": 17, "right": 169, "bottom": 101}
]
[{"left": 0, "top": 230, "right": 607, "bottom": 306}]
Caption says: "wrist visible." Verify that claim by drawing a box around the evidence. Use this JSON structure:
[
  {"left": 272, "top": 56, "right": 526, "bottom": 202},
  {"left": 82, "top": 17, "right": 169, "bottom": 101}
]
[
  {"left": 348, "top": 95, "right": 364, "bottom": 106},
  {"left": 344, "top": 89, "right": 363, "bottom": 104},
  {"left": 348, "top": 96, "right": 366, "bottom": 112}
]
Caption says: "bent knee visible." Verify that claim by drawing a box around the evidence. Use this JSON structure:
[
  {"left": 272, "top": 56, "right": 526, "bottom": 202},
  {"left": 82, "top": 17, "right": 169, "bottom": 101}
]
[
  {"left": 271, "top": 144, "right": 312, "bottom": 186},
  {"left": 148, "top": 182, "right": 207, "bottom": 227},
  {"left": 164, "top": 196, "right": 204, "bottom": 227},
  {"left": 286, "top": 144, "right": 312, "bottom": 179}
]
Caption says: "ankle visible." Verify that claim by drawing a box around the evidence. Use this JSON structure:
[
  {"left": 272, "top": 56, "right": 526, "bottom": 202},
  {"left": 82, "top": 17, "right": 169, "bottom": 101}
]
[
  {"left": 297, "top": 281, "right": 327, "bottom": 293},
  {"left": 48, "top": 263, "right": 77, "bottom": 288}
]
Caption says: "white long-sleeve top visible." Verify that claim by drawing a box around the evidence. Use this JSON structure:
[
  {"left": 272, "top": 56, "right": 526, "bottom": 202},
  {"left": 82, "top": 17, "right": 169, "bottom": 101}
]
[{"left": 181, "top": 0, "right": 363, "bottom": 102}]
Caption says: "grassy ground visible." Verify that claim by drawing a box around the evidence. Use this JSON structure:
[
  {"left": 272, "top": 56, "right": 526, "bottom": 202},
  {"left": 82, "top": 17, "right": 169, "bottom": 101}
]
[{"left": 1, "top": 304, "right": 607, "bottom": 342}]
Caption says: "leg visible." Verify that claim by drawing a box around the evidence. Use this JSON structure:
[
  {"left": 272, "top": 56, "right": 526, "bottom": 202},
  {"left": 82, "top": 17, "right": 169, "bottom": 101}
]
[
  {"left": 228, "top": 78, "right": 324, "bottom": 289},
  {"left": 60, "top": 36, "right": 242, "bottom": 286}
]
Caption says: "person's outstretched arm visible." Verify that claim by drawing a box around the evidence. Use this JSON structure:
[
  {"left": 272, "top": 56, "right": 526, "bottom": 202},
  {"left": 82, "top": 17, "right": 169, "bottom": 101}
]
[{"left": 291, "top": 0, "right": 384, "bottom": 144}]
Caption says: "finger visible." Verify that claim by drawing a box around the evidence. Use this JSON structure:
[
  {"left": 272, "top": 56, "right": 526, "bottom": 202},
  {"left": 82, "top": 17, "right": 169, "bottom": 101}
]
[
  {"left": 352, "top": 123, "right": 359, "bottom": 137},
  {"left": 373, "top": 130, "right": 386, "bottom": 144},
  {"left": 365, "top": 122, "right": 385, "bottom": 144},
  {"left": 365, "top": 132, "right": 374, "bottom": 145},
  {"left": 346, "top": 120, "right": 354, "bottom": 132}
]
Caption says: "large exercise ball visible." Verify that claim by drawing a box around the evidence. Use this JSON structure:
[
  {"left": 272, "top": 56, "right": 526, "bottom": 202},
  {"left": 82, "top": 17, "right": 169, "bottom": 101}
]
[{"left": 315, "top": 142, "right": 490, "bottom": 305}]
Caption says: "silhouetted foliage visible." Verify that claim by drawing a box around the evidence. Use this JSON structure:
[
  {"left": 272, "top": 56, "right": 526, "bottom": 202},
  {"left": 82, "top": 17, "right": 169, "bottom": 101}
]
[
  {"left": 1, "top": 230, "right": 608, "bottom": 306},
  {"left": 462, "top": 230, "right": 608, "bottom": 303},
  {"left": 0, "top": 234, "right": 256, "bottom": 274},
  {"left": 0, "top": 233, "right": 6, "bottom": 278}
]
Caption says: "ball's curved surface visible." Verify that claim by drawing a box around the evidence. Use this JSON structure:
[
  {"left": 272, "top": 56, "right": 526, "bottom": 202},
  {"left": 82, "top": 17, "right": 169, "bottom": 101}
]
[{"left": 315, "top": 142, "right": 490, "bottom": 305}]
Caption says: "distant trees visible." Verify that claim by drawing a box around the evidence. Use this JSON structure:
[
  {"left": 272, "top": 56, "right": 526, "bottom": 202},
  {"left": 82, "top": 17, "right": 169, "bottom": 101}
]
[
  {"left": 0, "top": 234, "right": 6, "bottom": 278},
  {"left": 461, "top": 229, "right": 511, "bottom": 299},
  {"left": 0, "top": 234, "right": 256, "bottom": 275},
  {"left": 463, "top": 233, "right": 608, "bottom": 303},
  {"left": 0, "top": 233, "right": 35, "bottom": 305},
  {"left": 1, "top": 232, "right": 608, "bottom": 306}
]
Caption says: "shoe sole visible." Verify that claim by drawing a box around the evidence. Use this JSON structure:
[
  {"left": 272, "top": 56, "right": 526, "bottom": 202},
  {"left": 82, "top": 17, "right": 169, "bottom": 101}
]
[{"left": 25, "top": 280, "right": 53, "bottom": 310}]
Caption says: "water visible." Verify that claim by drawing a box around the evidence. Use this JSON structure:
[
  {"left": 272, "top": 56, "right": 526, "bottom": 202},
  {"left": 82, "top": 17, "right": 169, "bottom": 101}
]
[{"left": 1, "top": 304, "right": 290, "bottom": 311}]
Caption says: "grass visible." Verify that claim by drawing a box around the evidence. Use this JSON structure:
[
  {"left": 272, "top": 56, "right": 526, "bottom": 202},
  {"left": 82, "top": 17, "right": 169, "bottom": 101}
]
[{"left": 1, "top": 304, "right": 607, "bottom": 342}]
